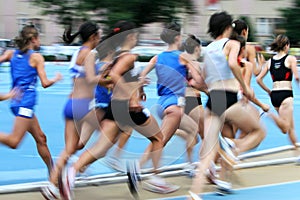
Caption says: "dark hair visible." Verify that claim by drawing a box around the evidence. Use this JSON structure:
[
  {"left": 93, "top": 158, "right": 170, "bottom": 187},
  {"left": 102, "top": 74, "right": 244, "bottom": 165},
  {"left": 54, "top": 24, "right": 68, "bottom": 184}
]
[
  {"left": 270, "top": 34, "right": 290, "bottom": 52},
  {"left": 184, "top": 34, "right": 201, "bottom": 54},
  {"left": 96, "top": 35, "right": 117, "bottom": 60},
  {"left": 14, "top": 25, "right": 39, "bottom": 53},
  {"left": 208, "top": 11, "right": 233, "bottom": 39},
  {"left": 107, "top": 20, "right": 137, "bottom": 47},
  {"left": 160, "top": 22, "right": 181, "bottom": 44},
  {"left": 232, "top": 19, "right": 248, "bottom": 36},
  {"left": 230, "top": 34, "right": 246, "bottom": 55},
  {"left": 63, "top": 21, "right": 99, "bottom": 44}
]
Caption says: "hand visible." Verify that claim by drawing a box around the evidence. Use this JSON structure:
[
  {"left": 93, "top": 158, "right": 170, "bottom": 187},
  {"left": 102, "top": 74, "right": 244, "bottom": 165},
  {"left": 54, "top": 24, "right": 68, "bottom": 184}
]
[
  {"left": 261, "top": 103, "right": 270, "bottom": 112},
  {"left": 54, "top": 72, "right": 63, "bottom": 82},
  {"left": 10, "top": 87, "right": 22, "bottom": 101},
  {"left": 138, "top": 76, "right": 151, "bottom": 86}
]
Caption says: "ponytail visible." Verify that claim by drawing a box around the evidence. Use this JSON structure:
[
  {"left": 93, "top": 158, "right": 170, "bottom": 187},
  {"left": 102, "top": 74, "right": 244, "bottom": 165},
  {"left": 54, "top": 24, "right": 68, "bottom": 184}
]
[{"left": 63, "top": 26, "right": 80, "bottom": 44}]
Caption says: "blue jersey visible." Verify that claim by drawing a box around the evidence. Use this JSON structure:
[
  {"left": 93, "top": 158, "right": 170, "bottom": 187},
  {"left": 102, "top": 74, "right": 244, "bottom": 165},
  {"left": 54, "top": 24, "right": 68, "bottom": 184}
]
[
  {"left": 10, "top": 49, "right": 38, "bottom": 108},
  {"left": 94, "top": 61, "right": 112, "bottom": 106},
  {"left": 155, "top": 50, "right": 187, "bottom": 97}
]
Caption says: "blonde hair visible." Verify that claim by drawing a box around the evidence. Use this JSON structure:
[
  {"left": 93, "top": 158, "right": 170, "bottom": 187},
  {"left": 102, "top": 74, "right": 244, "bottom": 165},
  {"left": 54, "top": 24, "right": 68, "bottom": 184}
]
[{"left": 14, "top": 25, "right": 39, "bottom": 53}]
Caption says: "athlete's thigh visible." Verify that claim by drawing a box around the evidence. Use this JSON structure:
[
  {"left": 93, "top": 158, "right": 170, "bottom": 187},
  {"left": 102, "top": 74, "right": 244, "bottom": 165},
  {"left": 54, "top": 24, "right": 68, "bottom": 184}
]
[
  {"left": 12, "top": 116, "right": 32, "bottom": 142},
  {"left": 27, "top": 116, "right": 45, "bottom": 141},
  {"left": 225, "top": 102, "right": 261, "bottom": 134},
  {"left": 278, "top": 97, "right": 293, "bottom": 121},
  {"left": 201, "top": 110, "right": 223, "bottom": 154},
  {"left": 178, "top": 113, "right": 198, "bottom": 134},
  {"left": 99, "top": 119, "right": 121, "bottom": 144},
  {"left": 189, "top": 105, "right": 203, "bottom": 124}
]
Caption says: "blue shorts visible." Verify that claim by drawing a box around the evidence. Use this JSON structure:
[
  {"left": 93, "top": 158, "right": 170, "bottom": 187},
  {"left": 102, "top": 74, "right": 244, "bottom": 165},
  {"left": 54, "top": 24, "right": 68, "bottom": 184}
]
[
  {"left": 156, "top": 95, "right": 185, "bottom": 118},
  {"left": 63, "top": 98, "right": 93, "bottom": 121},
  {"left": 11, "top": 106, "right": 34, "bottom": 119}
]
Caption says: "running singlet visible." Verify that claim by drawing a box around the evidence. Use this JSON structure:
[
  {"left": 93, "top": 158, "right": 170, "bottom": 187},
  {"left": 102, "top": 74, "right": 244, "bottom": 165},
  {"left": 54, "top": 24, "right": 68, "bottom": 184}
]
[
  {"left": 204, "top": 38, "right": 234, "bottom": 85},
  {"left": 69, "top": 46, "right": 88, "bottom": 78},
  {"left": 94, "top": 61, "right": 112, "bottom": 107},
  {"left": 270, "top": 54, "right": 292, "bottom": 82},
  {"left": 10, "top": 49, "right": 37, "bottom": 108},
  {"left": 155, "top": 50, "right": 187, "bottom": 97}
]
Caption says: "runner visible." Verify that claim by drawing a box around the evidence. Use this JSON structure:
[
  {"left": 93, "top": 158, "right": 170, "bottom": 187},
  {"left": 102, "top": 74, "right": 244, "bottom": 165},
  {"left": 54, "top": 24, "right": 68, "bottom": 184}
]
[
  {"left": 209, "top": 35, "right": 268, "bottom": 194},
  {"left": 41, "top": 21, "right": 107, "bottom": 199},
  {"left": 256, "top": 34, "right": 299, "bottom": 149},
  {"left": 176, "top": 34, "right": 206, "bottom": 168},
  {"left": 188, "top": 11, "right": 265, "bottom": 200},
  {"left": 139, "top": 22, "right": 204, "bottom": 192},
  {"left": 0, "top": 25, "right": 61, "bottom": 187},
  {"left": 58, "top": 20, "right": 176, "bottom": 199},
  {"left": 231, "top": 19, "right": 263, "bottom": 76}
]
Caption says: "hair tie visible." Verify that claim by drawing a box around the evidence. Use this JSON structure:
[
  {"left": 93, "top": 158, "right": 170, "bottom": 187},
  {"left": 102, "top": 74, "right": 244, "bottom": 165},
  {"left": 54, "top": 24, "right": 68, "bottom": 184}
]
[
  {"left": 232, "top": 23, "right": 236, "bottom": 28},
  {"left": 113, "top": 27, "right": 121, "bottom": 33}
]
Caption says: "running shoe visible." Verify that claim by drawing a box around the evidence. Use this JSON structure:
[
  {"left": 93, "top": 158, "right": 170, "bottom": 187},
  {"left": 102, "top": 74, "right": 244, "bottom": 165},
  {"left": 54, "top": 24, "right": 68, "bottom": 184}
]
[
  {"left": 126, "top": 160, "right": 140, "bottom": 199},
  {"left": 40, "top": 182, "right": 60, "bottom": 200},
  {"left": 215, "top": 179, "right": 233, "bottom": 195},
  {"left": 103, "top": 157, "right": 126, "bottom": 172},
  {"left": 205, "top": 162, "right": 219, "bottom": 184},
  {"left": 218, "top": 133, "right": 239, "bottom": 166},
  {"left": 296, "top": 156, "right": 300, "bottom": 165},
  {"left": 142, "top": 175, "right": 180, "bottom": 194},
  {"left": 58, "top": 166, "right": 76, "bottom": 200},
  {"left": 182, "top": 163, "right": 197, "bottom": 177},
  {"left": 188, "top": 191, "right": 202, "bottom": 200}
]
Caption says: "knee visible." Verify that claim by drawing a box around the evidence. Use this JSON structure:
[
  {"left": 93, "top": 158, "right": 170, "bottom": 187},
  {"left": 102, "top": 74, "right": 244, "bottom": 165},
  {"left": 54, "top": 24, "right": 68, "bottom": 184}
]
[
  {"left": 37, "top": 133, "right": 48, "bottom": 145},
  {"left": 149, "top": 133, "right": 163, "bottom": 145},
  {"left": 8, "top": 138, "right": 20, "bottom": 149},
  {"left": 76, "top": 143, "right": 85, "bottom": 150}
]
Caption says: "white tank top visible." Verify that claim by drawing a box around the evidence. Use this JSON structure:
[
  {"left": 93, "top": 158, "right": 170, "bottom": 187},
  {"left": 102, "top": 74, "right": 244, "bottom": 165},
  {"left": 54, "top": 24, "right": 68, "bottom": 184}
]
[{"left": 204, "top": 38, "right": 234, "bottom": 85}]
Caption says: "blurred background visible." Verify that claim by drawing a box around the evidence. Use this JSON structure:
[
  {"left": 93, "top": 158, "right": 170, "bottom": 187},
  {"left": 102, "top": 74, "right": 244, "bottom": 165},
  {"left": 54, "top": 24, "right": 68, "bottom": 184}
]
[{"left": 0, "top": 0, "right": 300, "bottom": 61}]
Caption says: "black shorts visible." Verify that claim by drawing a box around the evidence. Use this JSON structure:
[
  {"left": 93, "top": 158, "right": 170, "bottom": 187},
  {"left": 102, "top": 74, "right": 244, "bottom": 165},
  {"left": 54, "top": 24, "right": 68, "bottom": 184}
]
[
  {"left": 270, "top": 90, "right": 293, "bottom": 108},
  {"left": 206, "top": 90, "right": 238, "bottom": 117},
  {"left": 185, "top": 96, "right": 202, "bottom": 114},
  {"left": 103, "top": 99, "right": 150, "bottom": 127}
]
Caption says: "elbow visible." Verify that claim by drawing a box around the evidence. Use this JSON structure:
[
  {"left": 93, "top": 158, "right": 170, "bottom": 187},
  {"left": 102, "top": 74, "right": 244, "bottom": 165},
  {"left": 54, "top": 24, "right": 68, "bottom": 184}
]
[
  {"left": 255, "top": 77, "right": 261, "bottom": 84},
  {"left": 41, "top": 83, "right": 48, "bottom": 88}
]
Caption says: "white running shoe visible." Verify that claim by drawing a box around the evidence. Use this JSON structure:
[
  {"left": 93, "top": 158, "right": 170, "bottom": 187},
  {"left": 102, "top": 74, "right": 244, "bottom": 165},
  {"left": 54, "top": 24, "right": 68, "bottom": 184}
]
[
  {"left": 40, "top": 182, "right": 60, "bottom": 200},
  {"left": 182, "top": 163, "right": 197, "bottom": 177},
  {"left": 296, "top": 157, "right": 300, "bottom": 165},
  {"left": 58, "top": 166, "right": 76, "bottom": 200},
  {"left": 188, "top": 191, "right": 202, "bottom": 200},
  {"left": 218, "top": 133, "right": 239, "bottom": 166},
  {"left": 215, "top": 179, "right": 233, "bottom": 195},
  {"left": 143, "top": 175, "right": 180, "bottom": 194}
]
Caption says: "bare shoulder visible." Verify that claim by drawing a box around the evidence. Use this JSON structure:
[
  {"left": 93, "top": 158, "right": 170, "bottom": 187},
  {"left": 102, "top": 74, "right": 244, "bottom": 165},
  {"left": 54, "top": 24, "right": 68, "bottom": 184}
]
[
  {"left": 287, "top": 54, "right": 297, "bottom": 62},
  {"left": 30, "top": 52, "right": 45, "bottom": 67},
  {"left": 31, "top": 52, "right": 45, "bottom": 61},
  {"left": 246, "top": 44, "right": 256, "bottom": 51}
]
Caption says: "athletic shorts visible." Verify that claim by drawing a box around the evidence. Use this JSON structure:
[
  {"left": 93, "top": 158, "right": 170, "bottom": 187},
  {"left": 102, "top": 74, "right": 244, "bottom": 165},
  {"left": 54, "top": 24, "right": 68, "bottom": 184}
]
[
  {"left": 156, "top": 94, "right": 185, "bottom": 118},
  {"left": 11, "top": 106, "right": 34, "bottom": 119},
  {"left": 63, "top": 98, "right": 93, "bottom": 121},
  {"left": 103, "top": 99, "right": 150, "bottom": 127},
  {"left": 206, "top": 90, "right": 238, "bottom": 117},
  {"left": 270, "top": 90, "right": 293, "bottom": 108},
  {"left": 184, "top": 96, "right": 202, "bottom": 114}
]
